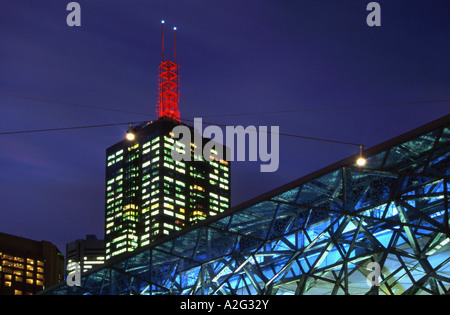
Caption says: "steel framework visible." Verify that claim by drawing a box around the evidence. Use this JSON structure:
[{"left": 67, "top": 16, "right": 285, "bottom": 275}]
[
  {"left": 41, "top": 115, "right": 450, "bottom": 295},
  {"left": 157, "top": 21, "right": 180, "bottom": 122},
  {"left": 158, "top": 60, "right": 180, "bottom": 121}
]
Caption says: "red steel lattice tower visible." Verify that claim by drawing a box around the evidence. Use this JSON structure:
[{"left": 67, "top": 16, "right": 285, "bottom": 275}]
[{"left": 157, "top": 20, "right": 180, "bottom": 122}]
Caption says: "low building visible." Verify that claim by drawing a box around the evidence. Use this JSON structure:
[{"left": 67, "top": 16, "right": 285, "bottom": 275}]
[{"left": 0, "top": 232, "right": 64, "bottom": 295}]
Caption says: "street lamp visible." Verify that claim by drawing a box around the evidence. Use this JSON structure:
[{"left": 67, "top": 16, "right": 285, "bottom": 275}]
[
  {"left": 126, "top": 123, "right": 135, "bottom": 141},
  {"left": 356, "top": 145, "right": 366, "bottom": 166}
]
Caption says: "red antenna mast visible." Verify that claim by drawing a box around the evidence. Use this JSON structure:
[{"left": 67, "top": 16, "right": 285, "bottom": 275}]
[{"left": 157, "top": 20, "right": 180, "bottom": 122}]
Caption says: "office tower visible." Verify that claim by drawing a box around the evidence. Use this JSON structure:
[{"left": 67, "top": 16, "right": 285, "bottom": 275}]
[
  {"left": 0, "top": 232, "right": 64, "bottom": 295},
  {"left": 66, "top": 235, "right": 105, "bottom": 275},
  {"left": 104, "top": 22, "right": 231, "bottom": 260}
]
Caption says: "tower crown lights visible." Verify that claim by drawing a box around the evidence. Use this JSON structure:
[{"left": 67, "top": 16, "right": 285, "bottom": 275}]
[{"left": 157, "top": 20, "right": 180, "bottom": 122}]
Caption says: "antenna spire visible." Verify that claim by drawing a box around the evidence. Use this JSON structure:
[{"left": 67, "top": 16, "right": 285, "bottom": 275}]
[
  {"left": 174, "top": 26, "right": 177, "bottom": 63},
  {"left": 161, "top": 20, "right": 165, "bottom": 61}
]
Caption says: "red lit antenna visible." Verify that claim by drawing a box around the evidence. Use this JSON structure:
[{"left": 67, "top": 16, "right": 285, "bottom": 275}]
[{"left": 157, "top": 20, "right": 180, "bottom": 122}]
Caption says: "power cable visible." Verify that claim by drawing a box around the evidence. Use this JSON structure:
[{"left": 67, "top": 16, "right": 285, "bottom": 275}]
[
  {"left": 179, "top": 118, "right": 364, "bottom": 147},
  {"left": 1, "top": 92, "right": 448, "bottom": 120},
  {"left": 192, "top": 99, "right": 450, "bottom": 118},
  {"left": 0, "top": 122, "right": 138, "bottom": 136},
  {"left": 0, "top": 118, "right": 366, "bottom": 148},
  {"left": 2, "top": 92, "right": 447, "bottom": 147},
  {"left": 0, "top": 92, "right": 155, "bottom": 117}
]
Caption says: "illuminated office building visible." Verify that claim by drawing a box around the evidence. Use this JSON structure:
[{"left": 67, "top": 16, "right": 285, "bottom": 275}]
[
  {"left": 104, "top": 23, "right": 231, "bottom": 260},
  {"left": 105, "top": 119, "right": 231, "bottom": 260},
  {"left": 66, "top": 235, "right": 105, "bottom": 275},
  {"left": 0, "top": 232, "right": 64, "bottom": 295}
]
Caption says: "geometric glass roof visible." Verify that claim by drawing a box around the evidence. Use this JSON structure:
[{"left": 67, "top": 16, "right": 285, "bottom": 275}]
[{"left": 40, "top": 114, "right": 450, "bottom": 295}]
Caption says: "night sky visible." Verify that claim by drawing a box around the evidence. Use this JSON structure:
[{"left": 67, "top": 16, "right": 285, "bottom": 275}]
[{"left": 0, "top": 0, "right": 449, "bottom": 256}]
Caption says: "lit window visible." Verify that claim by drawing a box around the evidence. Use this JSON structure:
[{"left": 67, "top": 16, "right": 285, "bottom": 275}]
[
  {"left": 175, "top": 213, "right": 185, "bottom": 220},
  {"left": 164, "top": 203, "right": 174, "bottom": 210},
  {"left": 176, "top": 180, "right": 185, "bottom": 187},
  {"left": 163, "top": 210, "right": 174, "bottom": 216},
  {"left": 193, "top": 185, "right": 205, "bottom": 192}
]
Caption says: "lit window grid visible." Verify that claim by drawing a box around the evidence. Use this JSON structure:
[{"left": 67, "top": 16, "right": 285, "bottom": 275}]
[
  {"left": 0, "top": 253, "right": 45, "bottom": 294},
  {"left": 105, "top": 132, "right": 230, "bottom": 257},
  {"left": 106, "top": 136, "right": 160, "bottom": 258},
  {"left": 67, "top": 256, "right": 105, "bottom": 274}
]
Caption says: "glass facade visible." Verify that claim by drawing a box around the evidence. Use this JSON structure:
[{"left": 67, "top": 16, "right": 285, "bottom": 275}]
[
  {"left": 105, "top": 119, "right": 231, "bottom": 260},
  {"left": 41, "top": 115, "right": 450, "bottom": 295}
]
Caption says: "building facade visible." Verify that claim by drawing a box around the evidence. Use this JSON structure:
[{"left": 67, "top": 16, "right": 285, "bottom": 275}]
[
  {"left": 66, "top": 235, "right": 105, "bottom": 276},
  {"left": 0, "top": 232, "right": 64, "bottom": 295},
  {"left": 105, "top": 118, "right": 231, "bottom": 260}
]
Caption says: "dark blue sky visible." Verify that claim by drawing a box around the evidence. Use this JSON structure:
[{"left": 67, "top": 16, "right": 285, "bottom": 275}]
[{"left": 0, "top": 0, "right": 449, "bottom": 255}]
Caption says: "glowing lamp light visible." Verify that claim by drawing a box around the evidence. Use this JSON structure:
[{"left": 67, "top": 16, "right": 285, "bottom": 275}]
[
  {"left": 161, "top": 20, "right": 165, "bottom": 24},
  {"left": 126, "top": 123, "right": 135, "bottom": 141},
  {"left": 126, "top": 132, "right": 135, "bottom": 141},
  {"left": 356, "top": 157, "right": 367, "bottom": 166},
  {"left": 356, "top": 145, "right": 366, "bottom": 167}
]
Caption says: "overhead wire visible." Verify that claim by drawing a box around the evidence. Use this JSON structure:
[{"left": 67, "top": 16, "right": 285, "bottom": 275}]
[
  {"left": 0, "top": 122, "right": 139, "bottom": 136},
  {"left": 0, "top": 92, "right": 154, "bottom": 117},
  {"left": 0, "top": 117, "right": 365, "bottom": 148},
  {"left": 179, "top": 118, "right": 364, "bottom": 147},
  {"left": 1, "top": 92, "right": 448, "bottom": 147},
  {"left": 1, "top": 92, "right": 449, "bottom": 120},
  {"left": 192, "top": 99, "right": 450, "bottom": 118}
]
